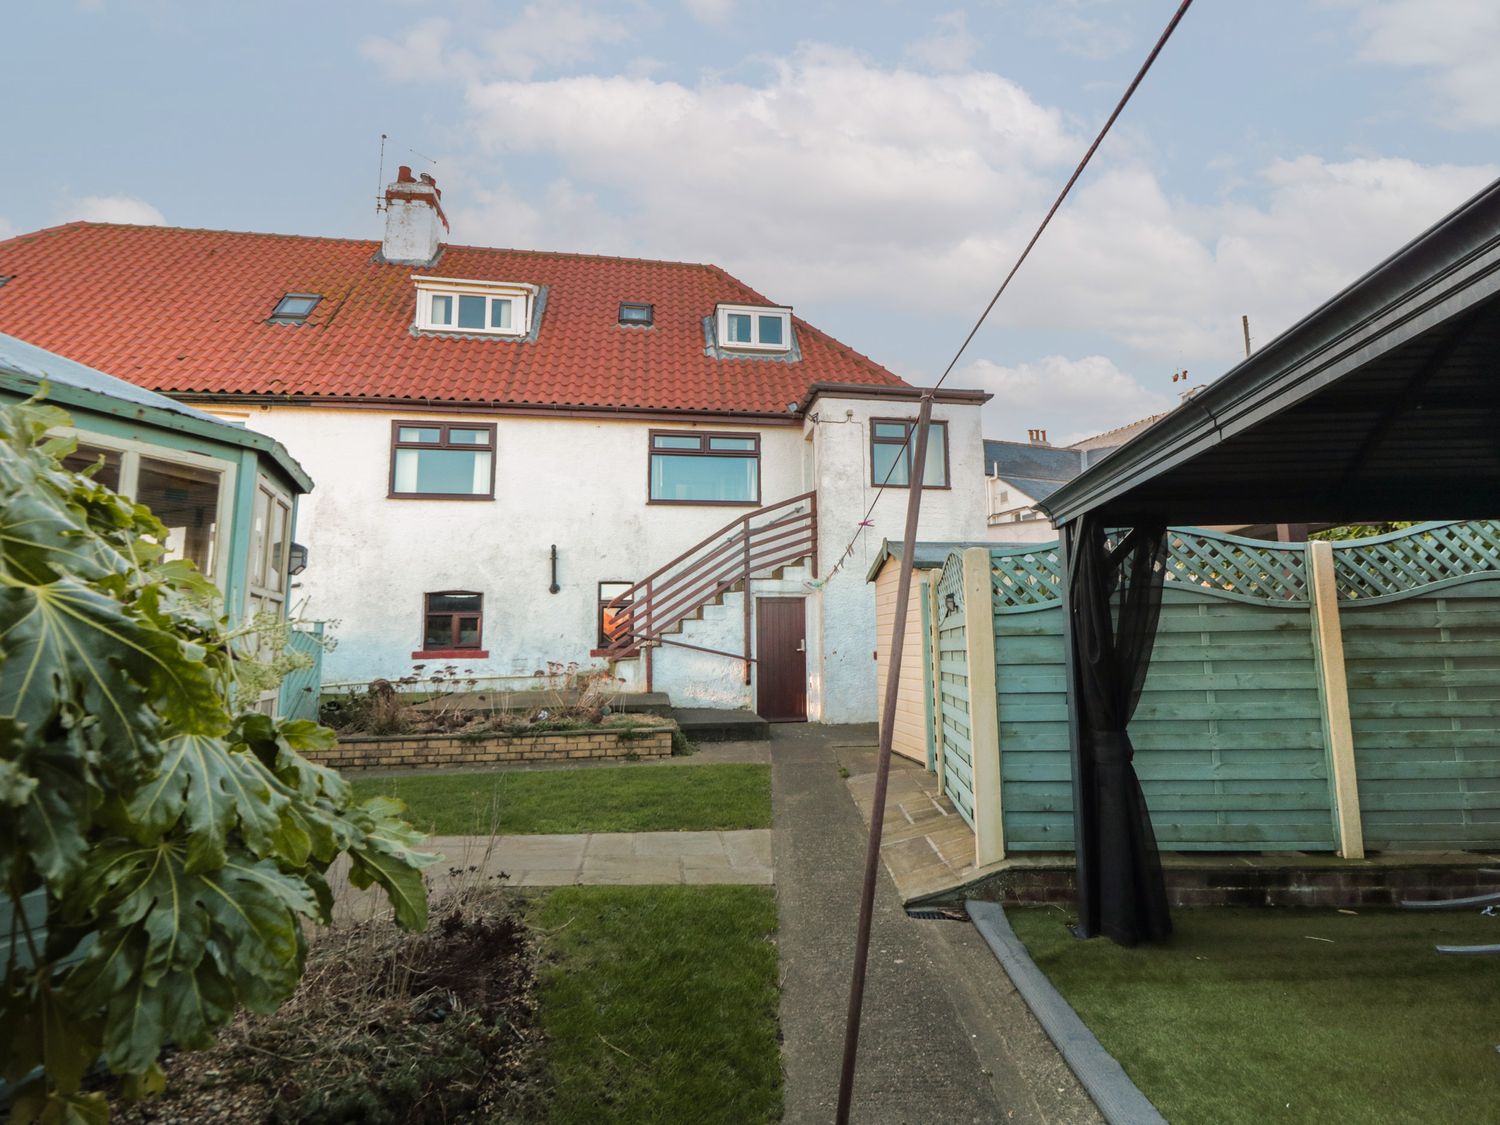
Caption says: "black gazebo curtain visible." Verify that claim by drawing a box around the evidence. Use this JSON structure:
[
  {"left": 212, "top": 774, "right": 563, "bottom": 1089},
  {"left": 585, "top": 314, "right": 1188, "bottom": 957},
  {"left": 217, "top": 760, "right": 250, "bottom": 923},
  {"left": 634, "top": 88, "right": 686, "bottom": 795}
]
[{"left": 1064, "top": 514, "right": 1172, "bottom": 946}]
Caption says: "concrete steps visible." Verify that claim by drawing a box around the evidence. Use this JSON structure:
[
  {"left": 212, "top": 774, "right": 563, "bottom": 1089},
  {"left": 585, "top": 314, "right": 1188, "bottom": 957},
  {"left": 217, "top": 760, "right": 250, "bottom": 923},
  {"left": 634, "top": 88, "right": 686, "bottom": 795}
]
[{"left": 671, "top": 707, "right": 771, "bottom": 742}]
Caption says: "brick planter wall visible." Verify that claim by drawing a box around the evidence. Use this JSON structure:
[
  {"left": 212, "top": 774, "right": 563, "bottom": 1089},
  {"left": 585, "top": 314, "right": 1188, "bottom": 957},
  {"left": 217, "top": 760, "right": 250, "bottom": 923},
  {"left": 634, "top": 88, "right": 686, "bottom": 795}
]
[{"left": 311, "top": 726, "right": 673, "bottom": 771}]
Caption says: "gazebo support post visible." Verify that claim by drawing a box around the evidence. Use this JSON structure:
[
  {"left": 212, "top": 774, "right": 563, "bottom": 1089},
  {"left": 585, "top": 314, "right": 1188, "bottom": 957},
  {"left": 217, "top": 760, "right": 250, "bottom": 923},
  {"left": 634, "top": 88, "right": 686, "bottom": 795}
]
[{"left": 1063, "top": 516, "right": 1173, "bottom": 946}]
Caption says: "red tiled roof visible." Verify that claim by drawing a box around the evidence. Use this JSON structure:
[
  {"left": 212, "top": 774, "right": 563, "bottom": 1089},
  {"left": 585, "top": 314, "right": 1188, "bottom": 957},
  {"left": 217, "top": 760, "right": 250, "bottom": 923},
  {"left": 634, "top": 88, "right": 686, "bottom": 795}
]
[{"left": 0, "top": 223, "right": 907, "bottom": 415}]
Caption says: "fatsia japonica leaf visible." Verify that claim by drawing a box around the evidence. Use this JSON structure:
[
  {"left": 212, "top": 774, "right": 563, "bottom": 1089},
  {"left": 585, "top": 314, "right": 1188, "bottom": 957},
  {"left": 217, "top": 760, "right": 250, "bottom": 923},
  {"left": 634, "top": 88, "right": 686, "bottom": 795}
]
[
  {"left": 0, "top": 414, "right": 141, "bottom": 589},
  {"left": 123, "top": 734, "right": 289, "bottom": 871},
  {"left": 345, "top": 796, "right": 438, "bottom": 932},
  {"left": 16, "top": 740, "right": 99, "bottom": 888},
  {"left": 68, "top": 841, "right": 318, "bottom": 1073},
  {"left": 0, "top": 397, "right": 433, "bottom": 1122},
  {"left": 0, "top": 576, "right": 225, "bottom": 769}
]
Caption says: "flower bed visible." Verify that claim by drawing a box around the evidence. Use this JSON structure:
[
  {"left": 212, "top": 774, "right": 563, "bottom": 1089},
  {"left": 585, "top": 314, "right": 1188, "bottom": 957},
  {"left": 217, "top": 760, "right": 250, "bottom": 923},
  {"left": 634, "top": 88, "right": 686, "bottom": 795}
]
[{"left": 311, "top": 723, "right": 674, "bottom": 772}]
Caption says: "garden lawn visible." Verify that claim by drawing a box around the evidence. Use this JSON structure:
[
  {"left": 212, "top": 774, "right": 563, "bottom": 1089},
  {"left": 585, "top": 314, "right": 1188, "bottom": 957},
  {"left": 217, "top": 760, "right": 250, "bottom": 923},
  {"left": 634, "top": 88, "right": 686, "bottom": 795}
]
[
  {"left": 1009, "top": 905, "right": 1500, "bottom": 1125},
  {"left": 530, "top": 885, "right": 781, "bottom": 1124},
  {"left": 350, "top": 763, "right": 771, "bottom": 835}
]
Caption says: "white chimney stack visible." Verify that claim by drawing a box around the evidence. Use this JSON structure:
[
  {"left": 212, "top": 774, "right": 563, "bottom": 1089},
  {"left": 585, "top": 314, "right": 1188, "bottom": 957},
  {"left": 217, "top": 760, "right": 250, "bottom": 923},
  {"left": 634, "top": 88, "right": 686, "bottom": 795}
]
[{"left": 382, "top": 165, "right": 447, "bottom": 266}]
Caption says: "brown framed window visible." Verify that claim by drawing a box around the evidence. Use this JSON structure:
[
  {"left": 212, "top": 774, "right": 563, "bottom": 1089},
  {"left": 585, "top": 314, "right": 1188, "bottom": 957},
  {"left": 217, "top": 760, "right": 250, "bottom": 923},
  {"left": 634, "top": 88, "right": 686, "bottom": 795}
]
[
  {"left": 389, "top": 421, "right": 496, "bottom": 499},
  {"left": 416, "top": 591, "right": 486, "bottom": 658},
  {"left": 870, "top": 418, "right": 949, "bottom": 488},
  {"left": 598, "top": 581, "right": 634, "bottom": 648},
  {"left": 648, "top": 430, "right": 760, "bottom": 504}
]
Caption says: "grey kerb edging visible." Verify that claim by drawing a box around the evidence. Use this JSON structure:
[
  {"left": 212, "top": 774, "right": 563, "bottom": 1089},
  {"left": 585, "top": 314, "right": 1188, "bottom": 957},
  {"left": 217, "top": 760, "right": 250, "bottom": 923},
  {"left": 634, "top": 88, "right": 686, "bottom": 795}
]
[{"left": 965, "top": 900, "right": 1168, "bottom": 1125}]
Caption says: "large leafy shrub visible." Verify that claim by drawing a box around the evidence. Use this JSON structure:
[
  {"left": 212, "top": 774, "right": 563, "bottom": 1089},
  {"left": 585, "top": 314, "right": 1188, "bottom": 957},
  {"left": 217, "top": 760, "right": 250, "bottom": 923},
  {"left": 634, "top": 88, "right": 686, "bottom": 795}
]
[{"left": 0, "top": 399, "right": 433, "bottom": 1122}]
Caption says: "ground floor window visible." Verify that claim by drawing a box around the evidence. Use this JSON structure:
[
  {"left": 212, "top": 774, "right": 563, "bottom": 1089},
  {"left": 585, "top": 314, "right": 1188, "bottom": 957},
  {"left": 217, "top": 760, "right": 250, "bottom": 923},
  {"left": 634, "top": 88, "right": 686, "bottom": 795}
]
[
  {"left": 598, "top": 581, "right": 634, "bottom": 647},
  {"left": 417, "top": 591, "right": 486, "bottom": 657}
]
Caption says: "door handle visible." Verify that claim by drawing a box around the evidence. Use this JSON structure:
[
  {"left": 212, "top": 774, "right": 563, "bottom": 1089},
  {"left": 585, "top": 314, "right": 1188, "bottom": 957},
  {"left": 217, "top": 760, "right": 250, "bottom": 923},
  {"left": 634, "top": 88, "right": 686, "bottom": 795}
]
[{"left": 796, "top": 639, "right": 806, "bottom": 652}]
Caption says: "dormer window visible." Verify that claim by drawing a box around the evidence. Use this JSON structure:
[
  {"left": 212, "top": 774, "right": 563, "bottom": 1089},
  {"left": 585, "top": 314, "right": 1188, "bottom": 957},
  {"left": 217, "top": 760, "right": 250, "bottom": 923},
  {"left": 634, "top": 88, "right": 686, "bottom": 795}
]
[
  {"left": 619, "top": 302, "right": 654, "bottom": 327},
  {"left": 414, "top": 276, "right": 535, "bottom": 337},
  {"left": 716, "top": 303, "right": 792, "bottom": 352},
  {"left": 268, "top": 292, "right": 321, "bottom": 325}
]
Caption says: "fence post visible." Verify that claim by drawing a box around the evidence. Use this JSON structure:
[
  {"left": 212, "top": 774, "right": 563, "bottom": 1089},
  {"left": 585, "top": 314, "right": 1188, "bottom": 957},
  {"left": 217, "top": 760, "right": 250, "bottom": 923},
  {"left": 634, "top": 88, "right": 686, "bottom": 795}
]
[
  {"left": 1308, "top": 539, "right": 1365, "bottom": 859},
  {"left": 962, "top": 547, "right": 1005, "bottom": 866}
]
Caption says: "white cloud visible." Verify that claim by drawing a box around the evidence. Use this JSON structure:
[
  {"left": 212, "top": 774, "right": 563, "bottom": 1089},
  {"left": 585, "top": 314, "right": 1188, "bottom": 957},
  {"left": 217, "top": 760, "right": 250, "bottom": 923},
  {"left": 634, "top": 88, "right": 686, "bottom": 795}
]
[
  {"left": 362, "top": 4, "right": 626, "bottom": 84},
  {"left": 0, "top": 216, "right": 15, "bottom": 241},
  {"left": 360, "top": 16, "right": 452, "bottom": 83},
  {"left": 904, "top": 11, "right": 979, "bottom": 73},
  {"left": 962, "top": 355, "right": 1173, "bottom": 444},
  {"left": 682, "top": 0, "right": 732, "bottom": 26},
  {"left": 1346, "top": 0, "right": 1500, "bottom": 128},
  {"left": 456, "top": 47, "right": 1076, "bottom": 281},
  {"left": 1028, "top": 1, "right": 1132, "bottom": 61},
  {"left": 64, "top": 195, "right": 166, "bottom": 225},
  {"left": 1005, "top": 155, "right": 1497, "bottom": 360},
  {"left": 418, "top": 42, "right": 1493, "bottom": 440}
]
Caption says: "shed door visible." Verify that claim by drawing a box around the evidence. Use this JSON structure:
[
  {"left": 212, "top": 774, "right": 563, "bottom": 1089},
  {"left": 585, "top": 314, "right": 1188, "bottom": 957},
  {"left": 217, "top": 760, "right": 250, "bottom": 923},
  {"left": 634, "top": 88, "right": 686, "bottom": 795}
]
[{"left": 756, "top": 597, "right": 807, "bottom": 721}]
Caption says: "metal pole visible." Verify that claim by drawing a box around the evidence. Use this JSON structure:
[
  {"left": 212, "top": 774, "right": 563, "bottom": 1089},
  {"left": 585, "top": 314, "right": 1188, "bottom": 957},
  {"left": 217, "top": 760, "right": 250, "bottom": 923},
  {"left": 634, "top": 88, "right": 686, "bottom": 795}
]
[
  {"left": 835, "top": 394, "right": 934, "bottom": 1123},
  {"left": 744, "top": 516, "right": 753, "bottom": 685}
]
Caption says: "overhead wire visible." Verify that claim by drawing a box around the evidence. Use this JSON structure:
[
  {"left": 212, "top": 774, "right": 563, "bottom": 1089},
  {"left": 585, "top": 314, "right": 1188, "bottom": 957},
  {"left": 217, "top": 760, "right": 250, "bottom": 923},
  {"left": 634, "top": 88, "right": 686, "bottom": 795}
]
[
  {"left": 816, "top": 0, "right": 1198, "bottom": 586},
  {"left": 834, "top": 3, "right": 1199, "bottom": 1120}
]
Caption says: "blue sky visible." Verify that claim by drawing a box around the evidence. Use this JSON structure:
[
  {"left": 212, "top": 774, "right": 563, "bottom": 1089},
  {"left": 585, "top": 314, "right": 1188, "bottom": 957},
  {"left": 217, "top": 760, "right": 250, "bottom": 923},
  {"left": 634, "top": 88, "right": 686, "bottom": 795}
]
[{"left": 5, "top": 1, "right": 1498, "bottom": 441}]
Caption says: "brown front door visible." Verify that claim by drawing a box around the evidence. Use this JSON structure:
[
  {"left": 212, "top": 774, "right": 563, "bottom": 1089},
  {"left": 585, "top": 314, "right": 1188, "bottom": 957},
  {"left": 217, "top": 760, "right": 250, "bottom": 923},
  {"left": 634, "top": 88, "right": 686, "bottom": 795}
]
[{"left": 756, "top": 596, "right": 807, "bottom": 721}]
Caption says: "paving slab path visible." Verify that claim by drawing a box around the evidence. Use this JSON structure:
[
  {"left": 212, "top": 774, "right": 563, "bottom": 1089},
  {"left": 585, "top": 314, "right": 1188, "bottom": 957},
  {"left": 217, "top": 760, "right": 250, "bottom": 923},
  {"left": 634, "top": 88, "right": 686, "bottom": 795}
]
[
  {"left": 426, "top": 829, "right": 773, "bottom": 887},
  {"left": 331, "top": 827, "right": 773, "bottom": 922},
  {"left": 770, "top": 723, "right": 1102, "bottom": 1125}
]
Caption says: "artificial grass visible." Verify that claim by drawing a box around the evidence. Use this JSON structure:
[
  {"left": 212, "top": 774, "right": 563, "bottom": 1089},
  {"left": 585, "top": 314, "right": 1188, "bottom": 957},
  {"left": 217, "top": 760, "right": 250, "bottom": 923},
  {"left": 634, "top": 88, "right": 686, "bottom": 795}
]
[
  {"left": 350, "top": 763, "right": 772, "bottom": 835},
  {"left": 1009, "top": 905, "right": 1500, "bottom": 1125},
  {"left": 530, "top": 885, "right": 782, "bottom": 1124}
]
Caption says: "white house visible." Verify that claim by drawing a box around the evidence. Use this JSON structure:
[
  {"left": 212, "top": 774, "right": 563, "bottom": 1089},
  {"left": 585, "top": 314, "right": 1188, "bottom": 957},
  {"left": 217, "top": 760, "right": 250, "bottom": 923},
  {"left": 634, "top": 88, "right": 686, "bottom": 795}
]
[
  {"left": 983, "top": 419, "right": 1167, "bottom": 542},
  {"left": 0, "top": 168, "right": 991, "bottom": 723}
]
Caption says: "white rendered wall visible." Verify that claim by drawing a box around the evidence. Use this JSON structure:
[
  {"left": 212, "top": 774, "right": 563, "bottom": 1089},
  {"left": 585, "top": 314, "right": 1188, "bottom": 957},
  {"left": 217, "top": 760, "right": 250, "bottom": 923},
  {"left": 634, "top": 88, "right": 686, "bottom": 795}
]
[
  {"left": 804, "top": 395, "right": 988, "bottom": 724},
  {"left": 217, "top": 397, "right": 988, "bottom": 723},
  {"left": 226, "top": 406, "right": 808, "bottom": 694},
  {"left": 984, "top": 481, "right": 1059, "bottom": 543}
]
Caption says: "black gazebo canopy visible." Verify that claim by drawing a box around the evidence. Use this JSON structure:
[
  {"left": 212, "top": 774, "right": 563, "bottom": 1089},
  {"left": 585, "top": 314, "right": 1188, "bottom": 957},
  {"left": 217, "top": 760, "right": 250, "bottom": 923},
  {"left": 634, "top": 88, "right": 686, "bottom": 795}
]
[{"left": 1037, "top": 176, "right": 1500, "bottom": 945}]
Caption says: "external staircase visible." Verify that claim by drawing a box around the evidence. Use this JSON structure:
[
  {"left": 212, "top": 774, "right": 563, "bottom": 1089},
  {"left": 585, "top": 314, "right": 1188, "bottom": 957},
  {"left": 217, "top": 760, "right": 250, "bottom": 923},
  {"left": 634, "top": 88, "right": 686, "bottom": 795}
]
[{"left": 599, "top": 491, "right": 817, "bottom": 692}]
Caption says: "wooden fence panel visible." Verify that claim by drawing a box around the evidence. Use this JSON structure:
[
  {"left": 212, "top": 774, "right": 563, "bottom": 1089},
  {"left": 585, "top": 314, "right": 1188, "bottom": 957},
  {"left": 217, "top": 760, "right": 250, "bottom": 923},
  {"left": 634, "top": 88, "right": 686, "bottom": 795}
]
[
  {"left": 1129, "top": 592, "right": 1334, "bottom": 851},
  {"left": 1342, "top": 578, "right": 1500, "bottom": 850},
  {"left": 919, "top": 522, "right": 1500, "bottom": 857},
  {"left": 988, "top": 534, "right": 1335, "bottom": 853}
]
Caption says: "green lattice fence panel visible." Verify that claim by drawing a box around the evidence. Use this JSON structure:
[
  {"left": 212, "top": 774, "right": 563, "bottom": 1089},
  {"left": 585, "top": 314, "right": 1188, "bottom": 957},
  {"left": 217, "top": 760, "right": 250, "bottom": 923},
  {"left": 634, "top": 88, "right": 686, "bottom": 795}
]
[
  {"left": 1158, "top": 530, "right": 1310, "bottom": 606},
  {"left": 1334, "top": 521, "right": 1500, "bottom": 604},
  {"left": 1340, "top": 569, "right": 1500, "bottom": 851},
  {"left": 991, "top": 529, "right": 1310, "bottom": 611},
  {"left": 936, "top": 553, "right": 974, "bottom": 828},
  {"left": 991, "top": 535, "right": 1333, "bottom": 853}
]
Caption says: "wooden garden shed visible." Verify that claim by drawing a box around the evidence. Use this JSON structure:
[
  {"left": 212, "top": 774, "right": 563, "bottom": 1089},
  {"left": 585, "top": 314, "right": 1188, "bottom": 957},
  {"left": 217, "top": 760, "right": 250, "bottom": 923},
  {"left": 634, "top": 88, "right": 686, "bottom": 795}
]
[{"left": 867, "top": 541, "right": 988, "bottom": 766}]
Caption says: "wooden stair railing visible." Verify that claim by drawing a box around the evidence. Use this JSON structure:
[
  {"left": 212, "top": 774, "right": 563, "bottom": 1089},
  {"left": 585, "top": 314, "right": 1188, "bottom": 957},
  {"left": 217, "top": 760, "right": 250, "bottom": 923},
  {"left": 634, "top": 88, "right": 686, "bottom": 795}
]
[{"left": 601, "top": 491, "right": 817, "bottom": 689}]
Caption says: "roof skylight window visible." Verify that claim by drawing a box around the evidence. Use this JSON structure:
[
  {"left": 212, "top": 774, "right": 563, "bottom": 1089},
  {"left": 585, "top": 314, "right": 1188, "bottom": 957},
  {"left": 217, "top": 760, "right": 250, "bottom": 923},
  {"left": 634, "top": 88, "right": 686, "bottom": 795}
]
[
  {"left": 268, "top": 292, "right": 321, "bottom": 324},
  {"left": 619, "top": 302, "right": 654, "bottom": 327},
  {"left": 715, "top": 303, "right": 792, "bottom": 353},
  {"left": 414, "top": 276, "right": 536, "bottom": 338}
]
